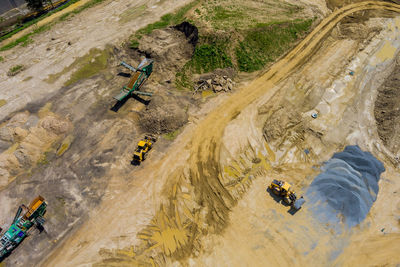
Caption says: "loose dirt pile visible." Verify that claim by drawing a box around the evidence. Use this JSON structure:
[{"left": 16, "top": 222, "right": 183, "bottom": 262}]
[
  {"left": 138, "top": 95, "right": 188, "bottom": 134},
  {"left": 374, "top": 62, "right": 400, "bottom": 156},
  {"left": 136, "top": 23, "right": 198, "bottom": 83},
  {"left": 306, "top": 145, "right": 385, "bottom": 228},
  {"left": 0, "top": 110, "right": 71, "bottom": 187}
]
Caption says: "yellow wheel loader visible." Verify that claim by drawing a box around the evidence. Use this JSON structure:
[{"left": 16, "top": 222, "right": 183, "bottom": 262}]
[
  {"left": 268, "top": 179, "right": 305, "bottom": 210},
  {"left": 132, "top": 136, "right": 156, "bottom": 163}
]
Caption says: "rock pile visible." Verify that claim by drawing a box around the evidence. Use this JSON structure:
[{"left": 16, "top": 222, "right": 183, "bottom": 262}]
[
  {"left": 306, "top": 145, "right": 385, "bottom": 228},
  {"left": 195, "top": 74, "right": 235, "bottom": 93}
]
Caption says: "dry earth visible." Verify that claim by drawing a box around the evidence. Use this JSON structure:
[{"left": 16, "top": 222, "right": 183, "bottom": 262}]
[{"left": 1, "top": 0, "right": 400, "bottom": 266}]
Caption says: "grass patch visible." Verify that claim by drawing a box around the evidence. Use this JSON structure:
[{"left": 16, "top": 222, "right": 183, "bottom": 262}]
[
  {"left": 163, "top": 129, "right": 181, "bottom": 140},
  {"left": 46, "top": 47, "right": 110, "bottom": 86},
  {"left": 129, "top": 39, "right": 140, "bottom": 49},
  {"left": 0, "top": 56, "right": 3, "bottom": 62},
  {"left": 0, "top": 24, "right": 52, "bottom": 51},
  {"left": 175, "top": 36, "right": 233, "bottom": 90},
  {"left": 119, "top": 4, "right": 147, "bottom": 24},
  {"left": 7, "top": 64, "right": 25, "bottom": 76},
  {"left": 236, "top": 19, "right": 313, "bottom": 72},
  {"left": 0, "top": 99, "right": 7, "bottom": 108},
  {"left": 64, "top": 48, "right": 110, "bottom": 86},
  {"left": 212, "top": 6, "right": 244, "bottom": 22},
  {"left": 59, "top": 0, "right": 108, "bottom": 21},
  {"left": 190, "top": 41, "right": 233, "bottom": 73}
]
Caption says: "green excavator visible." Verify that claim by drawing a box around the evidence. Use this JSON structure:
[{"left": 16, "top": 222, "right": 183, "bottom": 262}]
[
  {"left": 114, "top": 58, "right": 154, "bottom": 102},
  {"left": 0, "top": 196, "right": 47, "bottom": 260}
]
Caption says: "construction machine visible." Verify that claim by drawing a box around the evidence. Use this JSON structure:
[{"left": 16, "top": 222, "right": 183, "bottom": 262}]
[
  {"left": 132, "top": 136, "right": 156, "bottom": 163},
  {"left": 268, "top": 180, "right": 305, "bottom": 210},
  {"left": 0, "top": 196, "right": 47, "bottom": 260},
  {"left": 114, "top": 58, "right": 154, "bottom": 102}
]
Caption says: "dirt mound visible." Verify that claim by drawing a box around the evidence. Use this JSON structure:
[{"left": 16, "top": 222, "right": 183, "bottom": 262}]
[
  {"left": 138, "top": 95, "right": 188, "bottom": 134},
  {"left": 374, "top": 63, "right": 400, "bottom": 156},
  {"left": 138, "top": 23, "right": 197, "bottom": 82},
  {"left": 306, "top": 146, "right": 385, "bottom": 228},
  {"left": 0, "top": 111, "right": 71, "bottom": 187}
]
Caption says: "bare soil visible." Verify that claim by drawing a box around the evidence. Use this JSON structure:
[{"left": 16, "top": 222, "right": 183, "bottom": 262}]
[
  {"left": 1, "top": 1, "right": 400, "bottom": 267},
  {"left": 374, "top": 62, "right": 400, "bottom": 156}
]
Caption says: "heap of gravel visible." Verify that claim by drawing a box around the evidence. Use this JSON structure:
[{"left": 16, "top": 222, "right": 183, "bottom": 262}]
[{"left": 306, "top": 145, "right": 385, "bottom": 228}]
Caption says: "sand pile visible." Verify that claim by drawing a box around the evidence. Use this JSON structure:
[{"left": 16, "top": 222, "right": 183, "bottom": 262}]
[{"left": 306, "top": 145, "right": 385, "bottom": 227}]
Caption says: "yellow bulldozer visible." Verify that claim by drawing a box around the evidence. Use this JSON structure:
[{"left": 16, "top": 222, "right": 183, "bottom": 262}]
[{"left": 268, "top": 179, "right": 305, "bottom": 210}]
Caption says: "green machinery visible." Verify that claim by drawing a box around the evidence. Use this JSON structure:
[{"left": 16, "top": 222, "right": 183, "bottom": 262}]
[
  {"left": 0, "top": 196, "right": 47, "bottom": 260},
  {"left": 114, "top": 58, "right": 154, "bottom": 102}
]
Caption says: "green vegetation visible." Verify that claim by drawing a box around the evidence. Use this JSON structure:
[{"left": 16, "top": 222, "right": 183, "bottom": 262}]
[
  {"left": 129, "top": 39, "right": 140, "bottom": 49},
  {"left": 8, "top": 64, "right": 25, "bottom": 76},
  {"left": 174, "top": 18, "right": 313, "bottom": 89},
  {"left": 212, "top": 6, "right": 244, "bottom": 22},
  {"left": 236, "top": 19, "right": 313, "bottom": 72},
  {"left": 200, "top": 0, "right": 304, "bottom": 30},
  {"left": 163, "top": 129, "right": 181, "bottom": 140},
  {"left": 119, "top": 4, "right": 146, "bottom": 24},
  {"left": 1, "top": 22, "right": 52, "bottom": 51},
  {"left": 0, "top": 56, "right": 3, "bottom": 62},
  {"left": 0, "top": 99, "right": 7, "bottom": 108},
  {"left": 46, "top": 47, "right": 110, "bottom": 86},
  {"left": 65, "top": 48, "right": 109, "bottom": 86},
  {"left": 59, "top": 0, "right": 108, "bottom": 21},
  {"left": 175, "top": 37, "right": 233, "bottom": 90},
  {"left": 190, "top": 42, "right": 233, "bottom": 73}
]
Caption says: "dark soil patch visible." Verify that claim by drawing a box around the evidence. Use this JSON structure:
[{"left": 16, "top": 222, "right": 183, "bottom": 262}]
[{"left": 374, "top": 64, "right": 400, "bottom": 156}]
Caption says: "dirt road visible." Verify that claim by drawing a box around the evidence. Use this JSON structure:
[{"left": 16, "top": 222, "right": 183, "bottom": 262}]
[{"left": 43, "top": 1, "right": 400, "bottom": 266}]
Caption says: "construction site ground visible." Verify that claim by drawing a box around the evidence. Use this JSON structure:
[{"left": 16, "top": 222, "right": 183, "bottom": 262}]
[{"left": 0, "top": 0, "right": 400, "bottom": 266}]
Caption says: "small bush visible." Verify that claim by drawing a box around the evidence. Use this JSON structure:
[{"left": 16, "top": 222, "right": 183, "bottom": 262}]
[
  {"left": 129, "top": 39, "right": 140, "bottom": 49},
  {"left": 7, "top": 64, "right": 25, "bottom": 76}
]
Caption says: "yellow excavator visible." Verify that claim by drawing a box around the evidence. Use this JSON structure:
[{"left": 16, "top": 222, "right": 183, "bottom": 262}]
[
  {"left": 269, "top": 180, "right": 305, "bottom": 210},
  {"left": 132, "top": 136, "right": 156, "bottom": 163}
]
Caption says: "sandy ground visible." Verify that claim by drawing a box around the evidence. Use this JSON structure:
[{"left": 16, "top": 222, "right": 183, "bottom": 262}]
[
  {"left": 41, "top": 2, "right": 400, "bottom": 266},
  {"left": 1, "top": 0, "right": 400, "bottom": 266}
]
